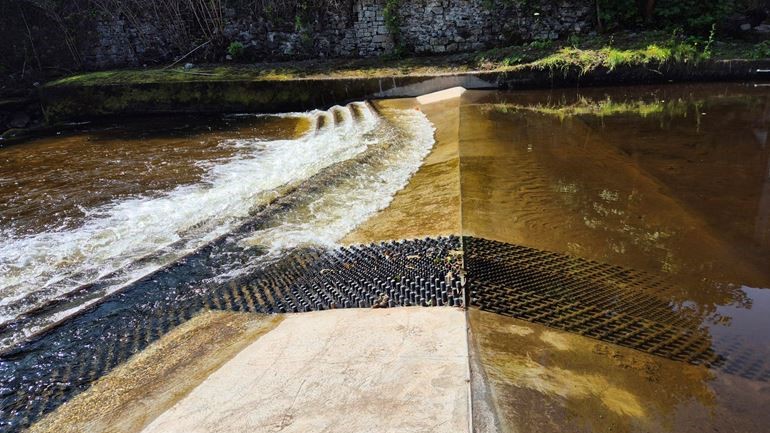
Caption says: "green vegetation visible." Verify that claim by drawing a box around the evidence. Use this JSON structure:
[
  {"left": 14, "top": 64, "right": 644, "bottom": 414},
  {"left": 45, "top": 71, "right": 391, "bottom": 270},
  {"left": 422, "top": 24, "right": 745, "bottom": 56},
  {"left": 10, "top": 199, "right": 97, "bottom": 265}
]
[
  {"left": 597, "top": 0, "right": 736, "bottom": 34},
  {"left": 480, "top": 0, "right": 743, "bottom": 35},
  {"left": 533, "top": 43, "right": 688, "bottom": 75},
  {"left": 534, "top": 45, "right": 668, "bottom": 74},
  {"left": 478, "top": 29, "right": 730, "bottom": 75},
  {"left": 227, "top": 42, "right": 245, "bottom": 60},
  {"left": 750, "top": 40, "right": 770, "bottom": 60},
  {"left": 383, "top": 0, "right": 403, "bottom": 57}
]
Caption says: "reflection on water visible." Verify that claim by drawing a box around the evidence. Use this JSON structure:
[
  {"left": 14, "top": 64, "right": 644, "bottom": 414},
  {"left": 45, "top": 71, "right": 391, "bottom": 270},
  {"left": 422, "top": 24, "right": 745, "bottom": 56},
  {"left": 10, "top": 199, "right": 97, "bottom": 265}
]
[
  {"left": 463, "top": 84, "right": 770, "bottom": 432},
  {"left": 463, "top": 84, "right": 770, "bottom": 314}
]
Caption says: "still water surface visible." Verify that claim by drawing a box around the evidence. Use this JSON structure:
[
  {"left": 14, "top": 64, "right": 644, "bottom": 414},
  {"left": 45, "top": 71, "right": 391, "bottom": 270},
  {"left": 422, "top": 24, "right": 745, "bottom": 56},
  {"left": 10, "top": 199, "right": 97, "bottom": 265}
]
[
  {"left": 463, "top": 84, "right": 770, "bottom": 358},
  {"left": 462, "top": 84, "right": 770, "bottom": 432}
]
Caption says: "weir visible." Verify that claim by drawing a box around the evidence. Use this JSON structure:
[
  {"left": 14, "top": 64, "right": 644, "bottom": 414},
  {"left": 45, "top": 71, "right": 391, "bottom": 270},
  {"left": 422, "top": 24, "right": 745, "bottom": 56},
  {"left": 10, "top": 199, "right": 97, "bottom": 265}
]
[{"left": 2, "top": 84, "right": 770, "bottom": 433}]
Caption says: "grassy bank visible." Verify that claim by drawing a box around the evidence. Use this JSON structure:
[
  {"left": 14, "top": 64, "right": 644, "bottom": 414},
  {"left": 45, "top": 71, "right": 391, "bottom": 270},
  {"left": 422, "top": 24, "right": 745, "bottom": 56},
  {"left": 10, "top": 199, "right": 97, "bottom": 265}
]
[{"left": 46, "top": 31, "right": 770, "bottom": 88}]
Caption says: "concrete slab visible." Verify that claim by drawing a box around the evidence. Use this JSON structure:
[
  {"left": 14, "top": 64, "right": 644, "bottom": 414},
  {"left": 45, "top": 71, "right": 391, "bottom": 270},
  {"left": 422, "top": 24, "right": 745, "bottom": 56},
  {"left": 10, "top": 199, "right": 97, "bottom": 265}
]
[
  {"left": 141, "top": 307, "right": 470, "bottom": 433},
  {"left": 417, "top": 87, "right": 467, "bottom": 105}
]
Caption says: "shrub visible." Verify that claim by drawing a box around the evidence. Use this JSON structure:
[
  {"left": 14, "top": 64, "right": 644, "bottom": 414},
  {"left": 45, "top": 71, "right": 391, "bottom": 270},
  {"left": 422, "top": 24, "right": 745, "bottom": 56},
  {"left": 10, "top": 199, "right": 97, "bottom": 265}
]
[
  {"left": 750, "top": 40, "right": 770, "bottom": 59},
  {"left": 383, "top": 0, "right": 403, "bottom": 56},
  {"left": 227, "top": 41, "right": 244, "bottom": 60}
]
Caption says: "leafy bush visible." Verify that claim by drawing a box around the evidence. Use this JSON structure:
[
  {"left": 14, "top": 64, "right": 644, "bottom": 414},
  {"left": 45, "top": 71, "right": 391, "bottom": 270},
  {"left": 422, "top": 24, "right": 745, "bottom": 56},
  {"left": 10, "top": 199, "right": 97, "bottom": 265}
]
[
  {"left": 529, "top": 39, "right": 553, "bottom": 50},
  {"left": 750, "top": 40, "right": 770, "bottom": 59},
  {"left": 227, "top": 42, "right": 244, "bottom": 59},
  {"left": 383, "top": 0, "right": 403, "bottom": 55}
]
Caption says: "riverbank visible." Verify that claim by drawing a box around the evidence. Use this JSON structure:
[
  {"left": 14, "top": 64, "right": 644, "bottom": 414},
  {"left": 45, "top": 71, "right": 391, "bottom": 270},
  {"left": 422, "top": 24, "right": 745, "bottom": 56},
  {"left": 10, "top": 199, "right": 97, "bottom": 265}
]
[
  {"left": 1, "top": 32, "right": 768, "bottom": 142},
  {"left": 33, "top": 58, "right": 770, "bottom": 127},
  {"left": 39, "top": 31, "right": 770, "bottom": 86}
]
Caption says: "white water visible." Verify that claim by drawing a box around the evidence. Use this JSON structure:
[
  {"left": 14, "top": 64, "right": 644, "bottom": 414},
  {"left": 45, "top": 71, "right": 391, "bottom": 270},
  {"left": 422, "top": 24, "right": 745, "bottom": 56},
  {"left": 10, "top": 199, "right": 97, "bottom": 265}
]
[
  {"left": 0, "top": 101, "right": 431, "bottom": 325},
  {"left": 244, "top": 107, "right": 434, "bottom": 254}
]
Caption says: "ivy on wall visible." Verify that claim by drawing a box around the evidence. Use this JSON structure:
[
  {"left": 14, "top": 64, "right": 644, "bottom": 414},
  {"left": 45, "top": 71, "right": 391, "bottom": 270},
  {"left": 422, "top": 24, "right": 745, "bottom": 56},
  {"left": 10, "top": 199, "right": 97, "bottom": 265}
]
[{"left": 383, "top": 0, "right": 403, "bottom": 55}]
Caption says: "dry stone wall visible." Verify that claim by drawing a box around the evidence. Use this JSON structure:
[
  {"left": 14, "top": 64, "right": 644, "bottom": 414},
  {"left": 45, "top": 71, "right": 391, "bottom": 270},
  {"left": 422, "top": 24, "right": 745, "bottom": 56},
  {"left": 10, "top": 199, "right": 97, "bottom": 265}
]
[{"left": 87, "top": 0, "right": 593, "bottom": 67}]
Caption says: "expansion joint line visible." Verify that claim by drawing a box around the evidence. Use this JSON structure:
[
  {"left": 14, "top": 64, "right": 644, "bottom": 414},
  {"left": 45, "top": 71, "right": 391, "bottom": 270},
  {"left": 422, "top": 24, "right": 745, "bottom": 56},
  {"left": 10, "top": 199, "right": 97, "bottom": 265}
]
[{"left": 452, "top": 95, "right": 474, "bottom": 433}]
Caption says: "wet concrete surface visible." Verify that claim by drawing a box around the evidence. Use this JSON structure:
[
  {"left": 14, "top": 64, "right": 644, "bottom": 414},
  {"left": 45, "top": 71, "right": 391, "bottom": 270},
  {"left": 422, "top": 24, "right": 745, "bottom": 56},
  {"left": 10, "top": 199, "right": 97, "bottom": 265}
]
[
  {"left": 26, "top": 308, "right": 469, "bottom": 433},
  {"left": 27, "top": 310, "right": 282, "bottom": 433},
  {"left": 342, "top": 95, "right": 461, "bottom": 244}
]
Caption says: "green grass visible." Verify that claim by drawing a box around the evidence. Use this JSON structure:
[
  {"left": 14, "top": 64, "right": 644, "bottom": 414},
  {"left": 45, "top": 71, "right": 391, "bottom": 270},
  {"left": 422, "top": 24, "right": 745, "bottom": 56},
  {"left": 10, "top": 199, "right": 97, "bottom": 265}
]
[
  {"left": 532, "top": 44, "right": 675, "bottom": 74},
  {"left": 48, "top": 67, "right": 300, "bottom": 86}
]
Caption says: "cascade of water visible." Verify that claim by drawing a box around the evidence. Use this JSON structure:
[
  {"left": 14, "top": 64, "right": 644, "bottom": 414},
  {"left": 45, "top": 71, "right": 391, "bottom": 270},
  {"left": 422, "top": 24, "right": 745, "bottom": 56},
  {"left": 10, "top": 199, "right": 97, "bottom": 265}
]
[
  {"left": 0, "top": 104, "right": 380, "bottom": 323},
  {"left": 0, "top": 101, "right": 436, "bottom": 349}
]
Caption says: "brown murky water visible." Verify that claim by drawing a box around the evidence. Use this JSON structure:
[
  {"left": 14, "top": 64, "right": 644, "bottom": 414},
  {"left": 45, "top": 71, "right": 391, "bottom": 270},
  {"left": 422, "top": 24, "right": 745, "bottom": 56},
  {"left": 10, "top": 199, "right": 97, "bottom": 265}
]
[
  {"left": 0, "top": 115, "right": 308, "bottom": 235},
  {"left": 462, "top": 84, "right": 770, "bottom": 433},
  {"left": 0, "top": 101, "right": 438, "bottom": 337},
  {"left": 462, "top": 85, "right": 770, "bottom": 318},
  {"left": 1, "top": 101, "right": 438, "bottom": 432}
]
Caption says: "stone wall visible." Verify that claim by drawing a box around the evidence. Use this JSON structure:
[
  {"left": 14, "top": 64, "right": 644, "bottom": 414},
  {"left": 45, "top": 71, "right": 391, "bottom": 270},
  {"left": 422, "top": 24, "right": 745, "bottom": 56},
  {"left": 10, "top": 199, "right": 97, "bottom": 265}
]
[{"left": 86, "top": 0, "right": 594, "bottom": 68}]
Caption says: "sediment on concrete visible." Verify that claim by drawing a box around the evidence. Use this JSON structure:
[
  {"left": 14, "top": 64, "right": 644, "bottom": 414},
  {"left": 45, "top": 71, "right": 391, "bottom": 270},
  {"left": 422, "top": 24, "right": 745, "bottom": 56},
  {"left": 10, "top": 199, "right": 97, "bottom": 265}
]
[
  {"left": 343, "top": 95, "right": 462, "bottom": 244},
  {"left": 37, "top": 60, "right": 770, "bottom": 123},
  {"left": 26, "top": 311, "right": 283, "bottom": 433}
]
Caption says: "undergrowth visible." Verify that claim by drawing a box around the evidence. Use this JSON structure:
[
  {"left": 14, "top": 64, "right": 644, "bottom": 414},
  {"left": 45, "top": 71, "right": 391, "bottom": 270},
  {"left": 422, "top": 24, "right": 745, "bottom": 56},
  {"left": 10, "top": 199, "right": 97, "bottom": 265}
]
[{"left": 497, "top": 28, "right": 718, "bottom": 75}]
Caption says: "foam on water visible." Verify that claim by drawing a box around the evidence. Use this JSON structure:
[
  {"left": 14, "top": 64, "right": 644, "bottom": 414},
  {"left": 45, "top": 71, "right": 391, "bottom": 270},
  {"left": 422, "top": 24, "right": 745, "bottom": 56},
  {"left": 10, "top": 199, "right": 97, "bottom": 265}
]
[{"left": 0, "top": 102, "right": 384, "bottom": 324}]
